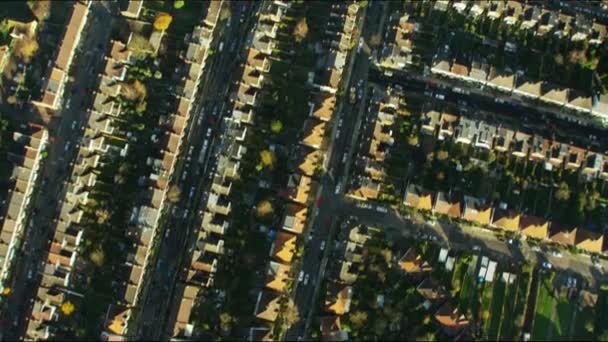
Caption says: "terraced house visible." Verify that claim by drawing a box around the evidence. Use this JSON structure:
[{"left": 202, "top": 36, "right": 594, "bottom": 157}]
[{"left": 0, "top": 125, "right": 48, "bottom": 294}]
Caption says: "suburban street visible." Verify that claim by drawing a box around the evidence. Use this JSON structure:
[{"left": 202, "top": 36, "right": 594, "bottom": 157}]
[
  {"left": 134, "top": 2, "right": 259, "bottom": 339},
  {"left": 285, "top": 1, "right": 387, "bottom": 340},
  {"left": 0, "top": 2, "right": 116, "bottom": 339}
]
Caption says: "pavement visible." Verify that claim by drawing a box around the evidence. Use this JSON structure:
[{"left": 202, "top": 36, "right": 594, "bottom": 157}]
[
  {"left": 0, "top": 2, "right": 116, "bottom": 339},
  {"left": 133, "top": 3, "right": 258, "bottom": 340}
]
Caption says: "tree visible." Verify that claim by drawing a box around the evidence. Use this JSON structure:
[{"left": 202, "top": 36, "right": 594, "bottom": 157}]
[
  {"left": 407, "top": 134, "right": 419, "bottom": 146},
  {"left": 369, "top": 33, "right": 382, "bottom": 48},
  {"left": 7, "top": 95, "right": 17, "bottom": 105},
  {"left": 270, "top": 120, "right": 283, "bottom": 133},
  {"left": 555, "top": 181, "right": 570, "bottom": 201},
  {"left": 437, "top": 150, "right": 449, "bottom": 161},
  {"left": 293, "top": 18, "right": 309, "bottom": 43},
  {"left": 259, "top": 149, "right": 276, "bottom": 169},
  {"left": 96, "top": 208, "right": 111, "bottom": 224},
  {"left": 436, "top": 171, "right": 445, "bottom": 182},
  {"left": 219, "top": 6, "right": 231, "bottom": 21},
  {"left": 219, "top": 312, "right": 233, "bottom": 332},
  {"left": 167, "top": 185, "right": 181, "bottom": 203},
  {"left": 122, "top": 80, "right": 147, "bottom": 101},
  {"left": 174, "top": 0, "right": 185, "bottom": 9},
  {"left": 90, "top": 247, "right": 105, "bottom": 267},
  {"left": 154, "top": 12, "right": 173, "bottom": 31},
  {"left": 14, "top": 38, "right": 39, "bottom": 63},
  {"left": 256, "top": 200, "right": 273, "bottom": 218},
  {"left": 284, "top": 299, "right": 300, "bottom": 326},
  {"left": 349, "top": 310, "right": 368, "bottom": 328},
  {"left": 61, "top": 301, "right": 75, "bottom": 316}
]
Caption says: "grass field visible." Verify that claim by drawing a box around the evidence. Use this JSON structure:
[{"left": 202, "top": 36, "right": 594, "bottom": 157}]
[
  {"left": 573, "top": 306, "right": 595, "bottom": 340},
  {"left": 532, "top": 273, "right": 561, "bottom": 341},
  {"left": 500, "top": 270, "right": 531, "bottom": 340},
  {"left": 479, "top": 281, "right": 496, "bottom": 336},
  {"left": 486, "top": 278, "right": 507, "bottom": 340}
]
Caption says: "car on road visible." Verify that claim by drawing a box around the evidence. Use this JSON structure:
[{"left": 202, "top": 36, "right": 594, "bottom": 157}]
[
  {"left": 542, "top": 261, "right": 553, "bottom": 269},
  {"left": 71, "top": 121, "right": 78, "bottom": 130},
  {"left": 320, "top": 241, "right": 326, "bottom": 251},
  {"left": 298, "top": 271, "right": 304, "bottom": 283},
  {"left": 206, "top": 128, "right": 212, "bottom": 138},
  {"left": 27, "top": 269, "right": 33, "bottom": 280},
  {"left": 435, "top": 93, "right": 445, "bottom": 100},
  {"left": 165, "top": 228, "right": 171, "bottom": 239},
  {"left": 189, "top": 186, "right": 196, "bottom": 199},
  {"left": 334, "top": 182, "right": 342, "bottom": 195},
  {"left": 182, "top": 209, "right": 189, "bottom": 219},
  {"left": 303, "top": 274, "right": 310, "bottom": 286},
  {"left": 181, "top": 170, "right": 188, "bottom": 181},
  {"left": 64, "top": 141, "right": 71, "bottom": 152}
]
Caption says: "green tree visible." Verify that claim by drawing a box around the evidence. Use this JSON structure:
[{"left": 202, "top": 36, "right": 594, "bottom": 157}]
[
  {"left": 173, "top": 0, "right": 185, "bottom": 9},
  {"left": 555, "top": 181, "right": 571, "bottom": 201},
  {"left": 270, "top": 120, "right": 283, "bottom": 133},
  {"left": 293, "top": 18, "right": 309, "bottom": 43}
]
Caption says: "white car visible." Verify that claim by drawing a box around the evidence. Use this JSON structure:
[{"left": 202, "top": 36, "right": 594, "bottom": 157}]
[
  {"left": 550, "top": 250, "right": 562, "bottom": 258},
  {"left": 320, "top": 241, "right": 326, "bottom": 251},
  {"left": 298, "top": 271, "right": 304, "bottom": 283},
  {"left": 376, "top": 206, "right": 388, "bottom": 213},
  {"left": 71, "top": 121, "right": 78, "bottom": 130},
  {"left": 303, "top": 274, "right": 310, "bottom": 286},
  {"left": 542, "top": 261, "right": 552, "bottom": 269},
  {"left": 182, "top": 209, "right": 189, "bottom": 219},
  {"left": 334, "top": 183, "right": 342, "bottom": 195},
  {"left": 472, "top": 245, "right": 481, "bottom": 251},
  {"left": 64, "top": 141, "right": 71, "bottom": 152},
  {"left": 165, "top": 228, "right": 171, "bottom": 238}
]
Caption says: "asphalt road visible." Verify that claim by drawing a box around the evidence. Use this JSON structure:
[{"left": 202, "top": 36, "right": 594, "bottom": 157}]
[
  {"left": 0, "top": 2, "right": 116, "bottom": 339},
  {"left": 134, "top": 2, "right": 258, "bottom": 340}
]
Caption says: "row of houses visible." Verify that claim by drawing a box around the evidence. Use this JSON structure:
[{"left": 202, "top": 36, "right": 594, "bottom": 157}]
[
  {"left": 381, "top": 5, "right": 608, "bottom": 124},
  {"left": 430, "top": 58, "right": 608, "bottom": 123},
  {"left": 23, "top": 33, "right": 132, "bottom": 340},
  {"left": 314, "top": 225, "right": 373, "bottom": 342},
  {"left": 169, "top": 1, "right": 282, "bottom": 338},
  {"left": 32, "top": 0, "right": 91, "bottom": 112},
  {"left": 250, "top": 2, "right": 361, "bottom": 339},
  {"left": 442, "top": 0, "right": 607, "bottom": 43},
  {"left": 398, "top": 247, "right": 470, "bottom": 337},
  {"left": 404, "top": 184, "right": 606, "bottom": 255},
  {"left": 102, "top": 2, "right": 225, "bottom": 340},
  {"left": 420, "top": 110, "right": 608, "bottom": 179},
  {"left": 0, "top": 125, "right": 48, "bottom": 294},
  {"left": 347, "top": 87, "right": 401, "bottom": 202}
]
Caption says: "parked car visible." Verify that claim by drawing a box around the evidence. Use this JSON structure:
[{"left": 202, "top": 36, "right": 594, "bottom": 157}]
[
  {"left": 376, "top": 206, "right": 388, "bottom": 213},
  {"left": 472, "top": 245, "right": 481, "bottom": 252},
  {"left": 304, "top": 274, "right": 310, "bottom": 286},
  {"left": 542, "top": 261, "right": 552, "bottom": 269},
  {"left": 298, "top": 271, "right": 304, "bottom": 283},
  {"left": 320, "top": 241, "right": 326, "bottom": 251},
  {"left": 549, "top": 250, "right": 562, "bottom": 258}
]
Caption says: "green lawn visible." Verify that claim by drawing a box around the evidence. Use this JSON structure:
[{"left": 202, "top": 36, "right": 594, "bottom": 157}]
[
  {"left": 555, "top": 294, "right": 577, "bottom": 340},
  {"left": 500, "top": 270, "right": 531, "bottom": 340},
  {"left": 573, "top": 306, "right": 595, "bottom": 340},
  {"left": 486, "top": 279, "right": 506, "bottom": 340},
  {"left": 479, "top": 281, "right": 495, "bottom": 336},
  {"left": 532, "top": 272, "right": 559, "bottom": 340}
]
